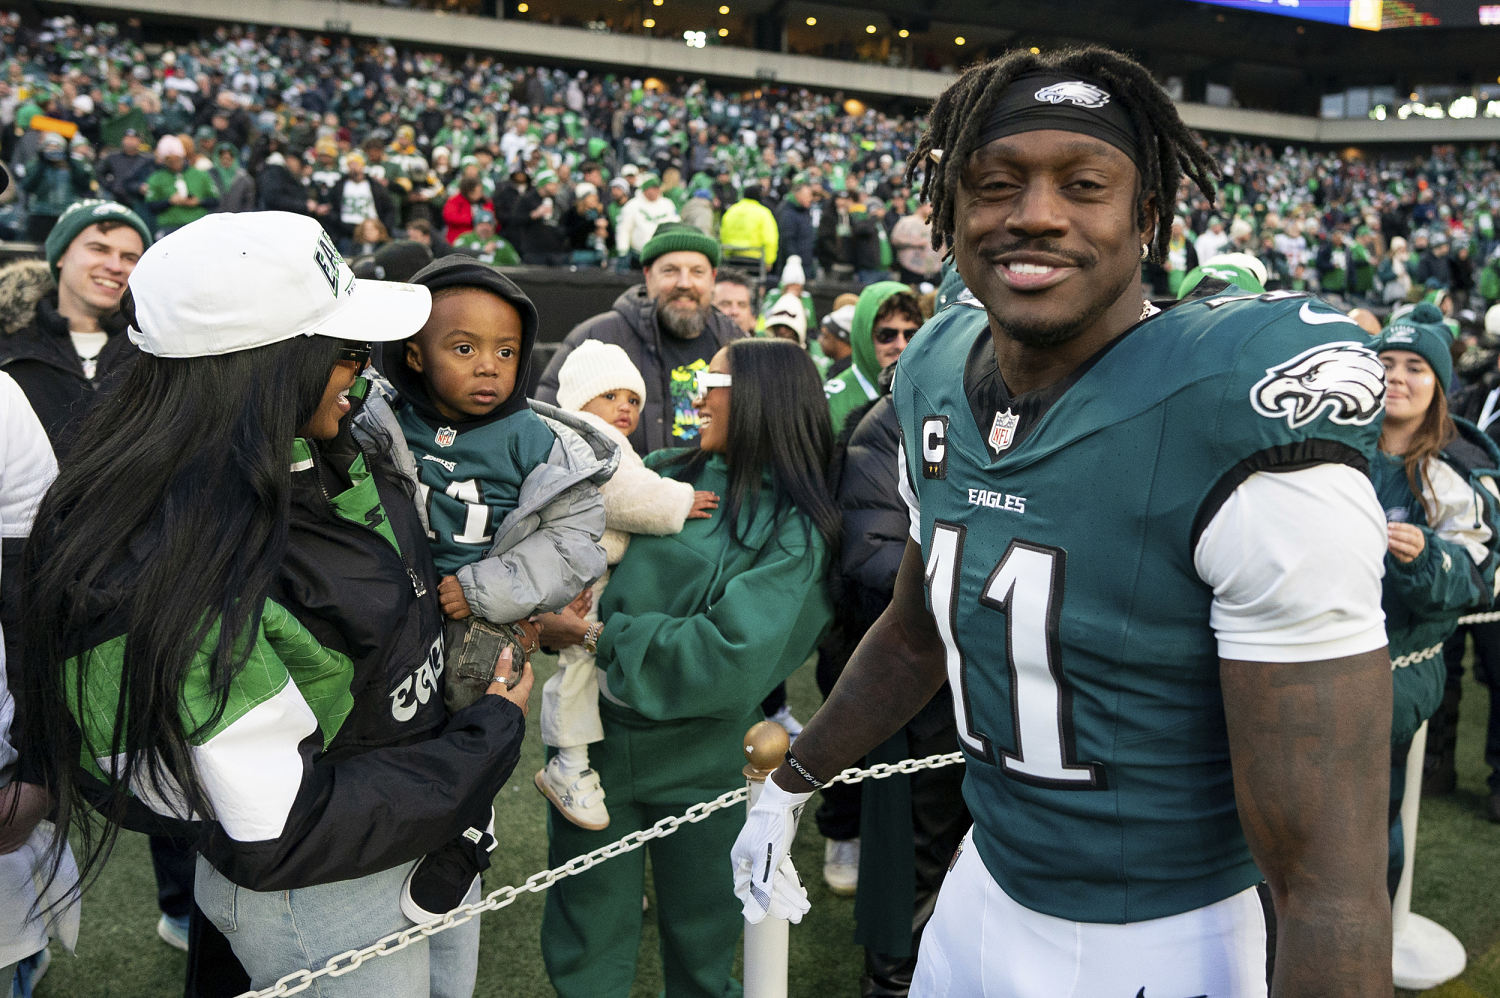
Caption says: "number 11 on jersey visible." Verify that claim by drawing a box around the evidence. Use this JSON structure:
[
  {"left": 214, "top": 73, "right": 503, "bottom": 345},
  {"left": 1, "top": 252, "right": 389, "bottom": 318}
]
[{"left": 926, "top": 523, "right": 1106, "bottom": 789}]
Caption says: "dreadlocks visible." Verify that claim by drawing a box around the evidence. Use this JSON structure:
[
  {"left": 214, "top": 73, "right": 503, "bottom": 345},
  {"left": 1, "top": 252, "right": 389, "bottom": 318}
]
[{"left": 907, "top": 45, "right": 1220, "bottom": 264}]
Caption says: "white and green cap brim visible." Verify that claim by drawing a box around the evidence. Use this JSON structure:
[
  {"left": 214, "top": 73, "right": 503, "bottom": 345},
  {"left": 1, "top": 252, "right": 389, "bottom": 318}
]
[{"left": 128, "top": 211, "right": 432, "bottom": 358}]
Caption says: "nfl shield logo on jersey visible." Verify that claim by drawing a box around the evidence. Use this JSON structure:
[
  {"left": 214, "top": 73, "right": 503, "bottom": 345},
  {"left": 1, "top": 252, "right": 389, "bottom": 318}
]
[
  {"left": 435, "top": 426, "right": 457, "bottom": 448},
  {"left": 988, "top": 409, "right": 1019, "bottom": 454}
]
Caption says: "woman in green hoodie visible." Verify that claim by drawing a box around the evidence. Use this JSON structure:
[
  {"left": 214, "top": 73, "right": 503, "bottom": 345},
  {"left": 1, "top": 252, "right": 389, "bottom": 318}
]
[{"left": 537, "top": 338, "right": 838, "bottom": 998}]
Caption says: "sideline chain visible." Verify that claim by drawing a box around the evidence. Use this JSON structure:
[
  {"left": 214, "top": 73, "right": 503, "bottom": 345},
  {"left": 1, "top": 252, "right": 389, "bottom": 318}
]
[
  {"left": 1393, "top": 611, "right": 1500, "bottom": 670},
  {"left": 234, "top": 751, "right": 965, "bottom": 997}
]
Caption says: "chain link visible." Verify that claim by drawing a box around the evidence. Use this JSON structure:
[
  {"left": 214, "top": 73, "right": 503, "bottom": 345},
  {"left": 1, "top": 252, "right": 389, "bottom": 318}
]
[
  {"left": 1458, "top": 610, "right": 1500, "bottom": 625},
  {"left": 1391, "top": 642, "right": 1444, "bottom": 670},
  {"left": 234, "top": 751, "right": 966, "bottom": 997},
  {"left": 1389, "top": 612, "right": 1500, "bottom": 671}
]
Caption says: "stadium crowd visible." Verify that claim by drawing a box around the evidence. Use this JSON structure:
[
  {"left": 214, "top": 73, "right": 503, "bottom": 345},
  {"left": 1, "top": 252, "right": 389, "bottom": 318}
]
[
  {"left": 6, "top": 12, "right": 1500, "bottom": 317},
  {"left": 3, "top": 11, "right": 1500, "bottom": 998}
]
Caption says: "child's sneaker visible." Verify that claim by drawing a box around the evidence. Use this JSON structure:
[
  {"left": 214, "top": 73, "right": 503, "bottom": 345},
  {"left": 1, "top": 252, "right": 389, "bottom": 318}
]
[
  {"left": 535, "top": 755, "right": 610, "bottom": 830},
  {"left": 400, "top": 809, "right": 496, "bottom": 923}
]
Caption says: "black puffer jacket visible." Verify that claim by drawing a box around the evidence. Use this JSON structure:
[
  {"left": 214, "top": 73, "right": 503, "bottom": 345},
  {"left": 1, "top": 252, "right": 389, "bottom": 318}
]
[
  {"left": 535, "top": 284, "right": 746, "bottom": 454},
  {"left": 834, "top": 393, "right": 906, "bottom": 632},
  {"left": 0, "top": 260, "right": 139, "bottom": 458}
]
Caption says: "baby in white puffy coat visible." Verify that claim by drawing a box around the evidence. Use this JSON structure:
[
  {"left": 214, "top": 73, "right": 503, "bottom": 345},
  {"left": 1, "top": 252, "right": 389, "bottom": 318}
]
[{"left": 536, "top": 340, "right": 717, "bottom": 829}]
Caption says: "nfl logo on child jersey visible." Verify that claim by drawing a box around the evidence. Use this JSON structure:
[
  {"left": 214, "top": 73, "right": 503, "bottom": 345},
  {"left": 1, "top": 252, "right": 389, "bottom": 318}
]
[
  {"left": 988, "top": 409, "right": 1019, "bottom": 454},
  {"left": 435, "top": 426, "right": 457, "bottom": 448}
]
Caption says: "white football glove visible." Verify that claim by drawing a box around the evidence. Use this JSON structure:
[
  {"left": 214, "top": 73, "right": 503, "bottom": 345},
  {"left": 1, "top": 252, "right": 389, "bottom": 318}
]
[{"left": 731, "top": 777, "right": 814, "bottom": 924}]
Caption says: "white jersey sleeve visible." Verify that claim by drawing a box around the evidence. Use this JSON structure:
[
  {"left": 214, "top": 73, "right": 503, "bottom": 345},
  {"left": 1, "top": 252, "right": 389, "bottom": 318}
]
[
  {"left": 1194, "top": 463, "right": 1387, "bottom": 663},
  {"left": 896, "top": 439, "right": 921, "bottom": 543}
]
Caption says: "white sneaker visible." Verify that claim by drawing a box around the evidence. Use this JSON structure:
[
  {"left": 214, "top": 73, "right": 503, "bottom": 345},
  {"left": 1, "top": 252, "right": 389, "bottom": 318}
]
[
  {"left": 535, "top": 755, "right": 610, "bottom": 831},
  {"left": 823, "top": 838, "right": 859, "bottom": 896},
  {"left": 766, "top": 705, "right": 803, "bottom": 740},
  {"left": 156, "top": 913, "right": 189, "bottom": 952}
]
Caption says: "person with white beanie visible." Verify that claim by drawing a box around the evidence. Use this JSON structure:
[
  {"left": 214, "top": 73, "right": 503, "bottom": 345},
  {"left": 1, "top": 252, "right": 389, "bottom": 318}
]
[
  {"left": 764, "top": 293, "right": 808, "bottom": 346},
  {"left": 758, "top": 253, "right": 815, "bottom": 335},
  {"left": 537, "top": 340, "right": 720, "bottom": 829}
]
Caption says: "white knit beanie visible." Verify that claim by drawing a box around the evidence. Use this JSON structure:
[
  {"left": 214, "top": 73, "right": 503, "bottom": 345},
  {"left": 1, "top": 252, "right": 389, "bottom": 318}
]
[
  {"left": 780, "top": 254, "right": 806, "bottom": 287},
  {"left": 765, "top": 293, "right": 808, "bottom": 346},
  {"left": 557, "top": 339, "right": 649, "bottom": 412}
]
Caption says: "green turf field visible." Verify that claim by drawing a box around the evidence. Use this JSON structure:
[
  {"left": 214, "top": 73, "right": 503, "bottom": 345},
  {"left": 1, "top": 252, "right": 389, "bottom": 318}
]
[{"left": 29, "top": 658, "right": 1500, "bottom": 997}]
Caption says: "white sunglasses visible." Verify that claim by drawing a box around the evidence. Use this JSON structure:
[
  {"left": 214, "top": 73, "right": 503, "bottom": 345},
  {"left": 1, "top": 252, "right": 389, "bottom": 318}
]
[{"left": 693, "top": 370, "right": 733, "bottom": 396}]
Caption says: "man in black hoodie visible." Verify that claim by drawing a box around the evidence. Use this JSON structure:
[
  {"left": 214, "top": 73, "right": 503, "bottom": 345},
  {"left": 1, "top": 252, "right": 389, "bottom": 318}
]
[{"left": 0, "top": 199, "right": 151, "bottom": 454}]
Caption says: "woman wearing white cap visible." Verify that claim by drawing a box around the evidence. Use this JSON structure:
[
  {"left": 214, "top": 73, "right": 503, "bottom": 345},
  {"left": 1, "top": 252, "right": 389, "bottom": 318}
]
[{"left": 19, "top": 212, "right": 531, "bottom": 997}]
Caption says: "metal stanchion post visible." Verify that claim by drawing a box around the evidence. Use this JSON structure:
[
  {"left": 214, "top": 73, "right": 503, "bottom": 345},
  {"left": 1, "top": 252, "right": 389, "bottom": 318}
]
[
  {"left": 743, "top": 720, "right": 792, "bottom": 998},
  {"left": 1391, "top": 720, "right": 1467, "bottom": 989}
]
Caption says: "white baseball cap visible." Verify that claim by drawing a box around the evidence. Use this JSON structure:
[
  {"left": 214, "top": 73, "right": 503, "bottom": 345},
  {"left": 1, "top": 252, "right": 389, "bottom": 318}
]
[{"left": 127, "top": 212, "right": 432, "bottom": 358}]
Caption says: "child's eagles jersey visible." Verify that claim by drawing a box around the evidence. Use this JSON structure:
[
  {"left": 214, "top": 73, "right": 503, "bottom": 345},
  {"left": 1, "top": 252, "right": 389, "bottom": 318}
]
[
  {"left": 893, "top": 287, "right": 1385, "bottom": 924},
  {"left": 397, "top": 406, "right": 554, "bottom": 577}
]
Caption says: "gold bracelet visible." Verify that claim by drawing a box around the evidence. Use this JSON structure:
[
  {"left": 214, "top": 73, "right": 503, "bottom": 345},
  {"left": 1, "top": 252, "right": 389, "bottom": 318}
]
[{"left": 583, "top": 621, "right": 604, "bottom": 654}]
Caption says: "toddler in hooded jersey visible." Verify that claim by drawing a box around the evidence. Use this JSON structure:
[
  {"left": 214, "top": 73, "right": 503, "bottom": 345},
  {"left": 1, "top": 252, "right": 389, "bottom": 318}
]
[
  {"left": 537, "top": 340, "right": 720, "bottom": 831},
  {"left": 382, "top": 256, "right": 611, "bottom": 924}
]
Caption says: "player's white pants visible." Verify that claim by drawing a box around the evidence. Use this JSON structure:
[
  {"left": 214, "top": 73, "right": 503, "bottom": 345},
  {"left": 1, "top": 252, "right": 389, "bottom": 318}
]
[{"left": 911, "top": 830, "right": 1268, "bottom": 998}]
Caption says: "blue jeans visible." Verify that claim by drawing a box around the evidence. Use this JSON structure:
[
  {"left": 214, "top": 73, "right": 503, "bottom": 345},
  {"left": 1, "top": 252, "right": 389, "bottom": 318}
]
[{"left": 195, "top": 856, "right": 480, "bottom": 997}]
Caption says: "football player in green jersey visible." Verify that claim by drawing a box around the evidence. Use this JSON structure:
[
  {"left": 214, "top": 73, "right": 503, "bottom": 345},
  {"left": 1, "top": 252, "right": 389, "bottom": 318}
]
[{"left": 734, "top": 45, "right": 1394, "bottom": 997}]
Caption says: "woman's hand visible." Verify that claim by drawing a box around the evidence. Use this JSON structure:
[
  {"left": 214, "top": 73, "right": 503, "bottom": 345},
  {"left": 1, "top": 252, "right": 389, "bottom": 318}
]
[
  {"left": 1388, "top": 522, "right": 1427, "bottom": 564},
  {"left": 439, "top": 575, "right": 472, "bottom": 619},
  {"left": 535, "top": 604, "right": 591, "bottom": 649},
  {"left": 689, "top": 490, "right": 720, "bottom": 519},
  {"left": 487, "top": 647, "right": 534, "bottom": 715}
]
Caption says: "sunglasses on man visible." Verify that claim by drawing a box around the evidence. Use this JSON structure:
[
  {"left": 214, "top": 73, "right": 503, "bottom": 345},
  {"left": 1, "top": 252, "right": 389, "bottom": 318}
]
[{"left": 872, "top": 325, "right": 914, "bottom": 345}]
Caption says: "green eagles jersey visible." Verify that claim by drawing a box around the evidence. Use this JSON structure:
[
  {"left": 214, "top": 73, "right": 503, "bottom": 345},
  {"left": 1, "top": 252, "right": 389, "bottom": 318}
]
[
  {"left": 893, "top": 288, "right": 1385, "bottom": 923},
  {"left": 397, "top": 405, "right": 555, "bottom": 577}
]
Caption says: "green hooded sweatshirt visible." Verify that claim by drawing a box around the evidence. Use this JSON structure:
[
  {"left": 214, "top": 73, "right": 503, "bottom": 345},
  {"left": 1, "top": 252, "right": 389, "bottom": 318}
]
[
  {"left": 825, "top": 280, "right": 909, "bottom": 434},
  {"left": 595, "top": 451, "right": 833, "bottom": 799}
]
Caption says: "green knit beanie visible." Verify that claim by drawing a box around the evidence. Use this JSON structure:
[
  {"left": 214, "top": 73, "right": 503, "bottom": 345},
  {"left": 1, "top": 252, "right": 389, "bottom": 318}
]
[
  {"left": 1377, "top": 302, "right": 1454, "bottom": 394},
  {"left": 641, "top": 221, "right": 720, "bottom": 268},
  {"left": 45, "top": 199, "right": 152, "bottom": 277}
]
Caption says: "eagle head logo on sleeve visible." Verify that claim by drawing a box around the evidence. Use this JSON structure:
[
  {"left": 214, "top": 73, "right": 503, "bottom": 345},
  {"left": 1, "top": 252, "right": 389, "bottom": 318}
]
[
  {"left": 1033, "top": 81, "right": 1112, "bottom": 109},
  {"left": 1250, "top": 341, "right": 1386, "bottom": 429}
]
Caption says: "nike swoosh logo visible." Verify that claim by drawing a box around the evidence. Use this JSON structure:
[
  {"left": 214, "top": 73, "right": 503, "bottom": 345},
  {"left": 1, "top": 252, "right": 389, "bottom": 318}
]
[{"left": 1298, "top": 302, "right": 1359, "bottom": 326}]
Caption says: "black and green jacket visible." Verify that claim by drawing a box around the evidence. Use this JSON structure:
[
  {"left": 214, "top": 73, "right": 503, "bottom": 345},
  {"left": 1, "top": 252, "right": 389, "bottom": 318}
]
[{"left": 66, "top": 384, "right": 526, "bottom": 890}]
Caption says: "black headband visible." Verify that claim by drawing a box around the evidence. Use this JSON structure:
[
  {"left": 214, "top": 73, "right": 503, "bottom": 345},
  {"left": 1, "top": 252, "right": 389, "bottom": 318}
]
[{"left": 974, "top": 72, "right": 1144, "bottom": 174}]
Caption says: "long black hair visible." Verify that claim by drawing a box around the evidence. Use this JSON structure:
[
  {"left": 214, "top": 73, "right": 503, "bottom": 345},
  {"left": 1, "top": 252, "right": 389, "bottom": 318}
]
[
  {"left": 19, "top": 333, "right": 341, "bottom": 896},
  {"left": 907, "top": 45, "right": 1220, "bottom": 264},
  {"left": 667, "top": 338, "right": 839, "bottom": 551}
]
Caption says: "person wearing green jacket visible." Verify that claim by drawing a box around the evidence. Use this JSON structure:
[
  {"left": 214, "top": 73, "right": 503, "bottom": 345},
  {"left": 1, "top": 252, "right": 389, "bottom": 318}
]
[
  {"left": 537, "top": 338, "right": 837, "bottom": 998},
  {"left": 142, "top": 135, "right": 217, "bottom": 236},
  {"left": 1373, "top": 306, "right": 1500, "bottom": 894},
  {"left": 824, "top": 280, "right": 923, "bottom": 435}
]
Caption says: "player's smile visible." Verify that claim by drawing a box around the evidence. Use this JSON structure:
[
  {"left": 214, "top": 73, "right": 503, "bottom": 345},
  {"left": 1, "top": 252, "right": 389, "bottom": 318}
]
[{"left": 991, "top": 247, "right": 1090, "bottom": 292}]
